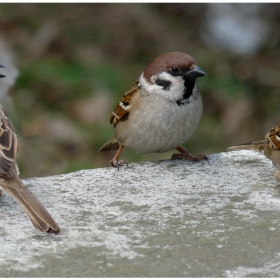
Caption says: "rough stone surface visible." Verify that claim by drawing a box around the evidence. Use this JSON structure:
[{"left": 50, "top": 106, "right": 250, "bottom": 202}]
[{"left": 1, "top": 150, "right": 280, "bottom": 277}]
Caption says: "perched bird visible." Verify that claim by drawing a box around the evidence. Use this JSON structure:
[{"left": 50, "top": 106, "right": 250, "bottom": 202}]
[
  {"left": 99, "top": 52, "right": 208, "bottom": 169},
  {"left": 0, "top": 65, "right": 60, "bottom": 234},
  {"left": 227, "top": 123, "right": 280, "bottom": 180}
]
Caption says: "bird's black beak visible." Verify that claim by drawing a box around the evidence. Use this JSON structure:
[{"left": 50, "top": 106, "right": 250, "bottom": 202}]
[
  {"left": 184, "top": 65, "right": 206, "bottom": 79},
  {"left": 0, "top": 64, "right": 6, "bottom": 78}
]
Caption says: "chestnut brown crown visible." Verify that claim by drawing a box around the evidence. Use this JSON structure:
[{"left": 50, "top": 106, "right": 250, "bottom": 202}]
[{"left": 143, "top": 52, "right": 197, "bottom": 83}]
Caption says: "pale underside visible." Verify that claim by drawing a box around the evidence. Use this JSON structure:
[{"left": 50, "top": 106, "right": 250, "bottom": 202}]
[{"left": 115, "top": 86, "right": 203, "bottom": 154}]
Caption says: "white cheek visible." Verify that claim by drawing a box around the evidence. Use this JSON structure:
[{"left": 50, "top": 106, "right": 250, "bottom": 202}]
[
  {"left": 150, "top": 72, "right": 172, "bottom": 84},
  {"left": 276, "top": 135, "right": 280, "bottom": 142},
  {"left": 139, "top": 73, "right": 184, "bottom": 102},
  {"left": 139, "top": 73, "right": 157, "bottom": 92}
]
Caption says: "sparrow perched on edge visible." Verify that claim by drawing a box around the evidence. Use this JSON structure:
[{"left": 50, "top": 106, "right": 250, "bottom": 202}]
[
  {"left": 99, "top": 52, "right": 208, "bottom": 169},
  {"left": 227, "top": 123, "right": 280, "bottom": 180},
  {"left": 0, "top": 64, "right": 60, "bottom": 234}
]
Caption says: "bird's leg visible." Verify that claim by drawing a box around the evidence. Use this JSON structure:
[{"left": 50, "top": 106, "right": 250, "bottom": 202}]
[
  {"left": 108, "top": 145, "right": 128, "bottom": 170},
  {"left": 0, "top": 190, "right": 2, "bottom": 197},
  {"left": 171, "top": 146, "right": 208, "bottom": 161}
]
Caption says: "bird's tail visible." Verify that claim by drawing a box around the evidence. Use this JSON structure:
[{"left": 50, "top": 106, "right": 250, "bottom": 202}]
[
  {"left": 99, "top": 137, "right": 120, "bottom": 152},
  {"left": 227, "top": 140, "right": 267, "bottom": 153},
  {"left": 1, "top": 173, "right": 60, "bottom": 234}
]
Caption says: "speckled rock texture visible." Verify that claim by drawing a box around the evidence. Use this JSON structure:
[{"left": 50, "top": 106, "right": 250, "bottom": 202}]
[{"left": 1, "top": 150, "right": 280, "bottom": 277}]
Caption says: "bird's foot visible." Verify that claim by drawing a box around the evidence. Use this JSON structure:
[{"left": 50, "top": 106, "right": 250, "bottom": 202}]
[
  {"left": 171, "top": 146, "right": 208, "bottom": 162},
  {"left": 108, "top": 159, "right": 128, "bottom": 170}
]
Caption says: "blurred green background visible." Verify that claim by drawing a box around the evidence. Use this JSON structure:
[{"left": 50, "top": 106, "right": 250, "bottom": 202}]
[{"left": 0, "top": 3, "right": 279, "bottom": 178}]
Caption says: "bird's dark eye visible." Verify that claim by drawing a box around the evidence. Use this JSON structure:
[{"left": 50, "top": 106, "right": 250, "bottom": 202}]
[{"left": 171, "top": 66, "right": 179, "bottom": 74}]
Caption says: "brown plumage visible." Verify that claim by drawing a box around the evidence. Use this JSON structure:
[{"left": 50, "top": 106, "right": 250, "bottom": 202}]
[
  {"left": 227, "top": 123, "right": 280, "bottom": 180},
  {"left": 227, "top": 140, "right": 267, "bottom": 153},
  {"left": 227, "top": 123, "right": 280, "bottom": 153},
  {"left": 266, "top": 123, "right": 280, "bottom": 149},
  {"left": 109, "top": 82, "right": 139, "bottom": 128},
  {"left": 0, "top": 104, "right": 60, "bottom": 234},
  {"left": 99, "top": 52, "right": 208, "bottom": 168}
]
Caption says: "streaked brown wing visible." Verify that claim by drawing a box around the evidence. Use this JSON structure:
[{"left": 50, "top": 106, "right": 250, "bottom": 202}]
[
  {"left": 266, "top": 123, "right": 280, "bottom": 150},
  {"left": 0, "top": 106, "right": 18, "bottom": 177},
  {"left": 110, "top": 81, "right": 139, "bottom": 128}
]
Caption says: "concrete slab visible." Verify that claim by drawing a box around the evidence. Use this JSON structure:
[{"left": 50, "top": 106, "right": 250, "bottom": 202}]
[{"left": 1, "top": 150, "right": 280, "bottom": 277}]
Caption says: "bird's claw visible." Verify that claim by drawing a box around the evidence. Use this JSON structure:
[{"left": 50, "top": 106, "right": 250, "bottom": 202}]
[
  {"left": 171, "top": 152, "right": 208, "bottom": 162},
  {"left": 107, "top": 159, "right": 128, "bottom": 170}
]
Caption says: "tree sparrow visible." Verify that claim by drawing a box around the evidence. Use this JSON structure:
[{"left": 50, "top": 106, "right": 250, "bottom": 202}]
[
  {"left": 227, "top": 123, "right": 280, "bottom": 180},
  {"left": 99, "top": 52, "right": 207, "bottom": 169},
  {"left": 0, "top": 65, "right": 60, "bottom": 234}
]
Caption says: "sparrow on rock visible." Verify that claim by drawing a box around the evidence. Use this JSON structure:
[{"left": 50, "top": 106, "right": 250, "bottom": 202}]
[
  {"left": 227, "top": 123, "right": 280, "bottom": 180},
  {"left": 0, "top": 65, "right": 60, "bottom": 234},
  {"left": 99, "top": 52, "right": 208, "bottom": 169}
]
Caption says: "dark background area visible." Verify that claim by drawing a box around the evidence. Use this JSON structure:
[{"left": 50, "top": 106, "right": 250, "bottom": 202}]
[{"left": 0, "top": 3, "right": 279, "bottom": 178}]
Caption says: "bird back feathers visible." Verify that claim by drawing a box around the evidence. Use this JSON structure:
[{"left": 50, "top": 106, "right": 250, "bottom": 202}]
[
  {"left": 109, "top": 81, "right": 139, "bottom": 128},
  {"left": 266, "top": 123, "right": 280, "bottom": 149},
  {"left": 0, "top": 105, "right": 18, "bottom": 178}
]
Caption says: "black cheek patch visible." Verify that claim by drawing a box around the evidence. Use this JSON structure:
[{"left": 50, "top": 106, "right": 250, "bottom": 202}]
[{"left": 155, "top": 78, "right": 171, "bottom": 91}]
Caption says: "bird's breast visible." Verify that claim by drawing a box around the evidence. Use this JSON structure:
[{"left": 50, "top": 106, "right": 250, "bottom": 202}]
[{"left": 115, "top": 88, "right": 203, "bottom": 153}]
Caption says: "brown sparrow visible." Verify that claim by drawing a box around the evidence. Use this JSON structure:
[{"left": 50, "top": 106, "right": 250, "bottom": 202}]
[
  {"left": 99, "top": 52, "right": 207, "bottom": 168},
  {"left": 0, "top": 65, "right": 60, "bottom": 234},
  {"left": 227, "top": 123, "right": 280, "bottom": 180}
]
